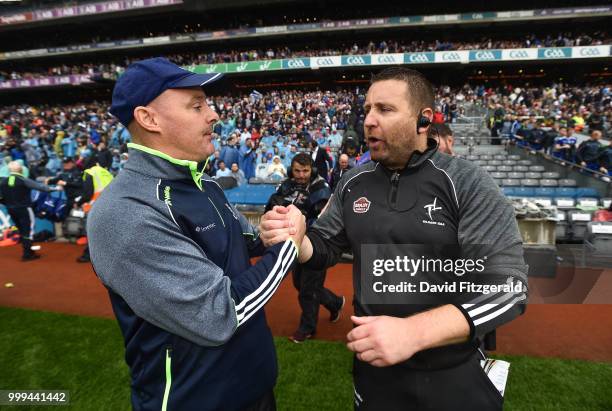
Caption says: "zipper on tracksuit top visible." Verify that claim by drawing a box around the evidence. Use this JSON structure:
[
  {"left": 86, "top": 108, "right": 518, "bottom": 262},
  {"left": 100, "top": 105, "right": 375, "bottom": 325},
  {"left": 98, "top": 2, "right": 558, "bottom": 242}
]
[{"left": 389, "top": 171, "right": 400, "bottom": 208}]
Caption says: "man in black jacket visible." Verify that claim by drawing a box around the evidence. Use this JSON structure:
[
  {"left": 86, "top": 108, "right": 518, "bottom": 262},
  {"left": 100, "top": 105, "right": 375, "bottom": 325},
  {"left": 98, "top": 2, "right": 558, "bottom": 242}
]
[
  {"left": 91, "top": 141, "right": 113, "bottom": 169},
  {"left": 46, "top": 157, "right": 83, "bottom": 210},
  {"left": 309, "top": 140, "right": 332, "bottom": 182},
  {"left": 261, "top": 67, "right": 527, "bottom": 410},
  {"left": 577, "top": 130, "right": 605, "bottom": 171},
  {"left": 0, "top": 161, "right": 61, "bottom": 260},
  {"left": 266, "top": 153, "right": 344, "bottom": 342},
  {"left": 330, "top": 153, "right": 352, "bottom": 191}
]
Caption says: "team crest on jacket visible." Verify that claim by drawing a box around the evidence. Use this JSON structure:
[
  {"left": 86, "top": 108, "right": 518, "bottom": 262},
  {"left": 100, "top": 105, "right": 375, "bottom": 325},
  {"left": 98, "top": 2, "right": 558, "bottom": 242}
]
[{"left": 353, "top": 197, "right": 371, "bottom": 214}]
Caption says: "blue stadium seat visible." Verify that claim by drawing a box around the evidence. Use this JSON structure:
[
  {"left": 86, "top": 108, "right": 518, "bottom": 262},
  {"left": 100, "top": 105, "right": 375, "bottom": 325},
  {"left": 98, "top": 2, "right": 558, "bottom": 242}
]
[
  {"left": 243, "top": 185, "right": 277, "bottom": 205},
  {"left": 501, "top": 187, "right": 516, "bottom": 196},
  {"left": 534, "top": 187, "right": 556, "bottom": 197},
  {"left": 576, "top": 187, "right": 600, "bottom": 199},
  {"left": 224, "top": 187, "right": 245, "bottom": 204},
  {"left": 555, "top": 187, "right": 578, "bottom": 199},
  {"left": 514, "top": 187, "right": 535, "bottom": 197}
]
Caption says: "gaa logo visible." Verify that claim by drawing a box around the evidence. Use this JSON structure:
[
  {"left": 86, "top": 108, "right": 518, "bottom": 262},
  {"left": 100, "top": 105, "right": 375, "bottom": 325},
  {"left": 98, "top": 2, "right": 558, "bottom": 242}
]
[
  {"left": 474, "top": 51, "right": 497, "bottom": 60},
  {"left": 259, "top": 61, "right": 272, "bottom": 70},
  {"left": 346, "top": 56, "right": 367, "bottom": 65},
  {"left": 377, "top": 55, "right": 398, "bottom": 64},
  {"left": 316, "top": 57, "right": 335, "bottom": 66},
  {"left": 509, "top": 50, "right": 529, "bottom": 59},
  {"left": 542, "top": 48, "right": 567, "bottom": 58},
  {"left": 579, "top": 48, "right": 601, "bottom": 57},
  {"left": 408, "top": 53, "right": 431, "bottom": 63},
  {"left": 236, "top": 62, "right": 248, "bottom": 72},
  {"left": 353, "top": 197, "right": 371, "bottom": 214},
  {"left": 286, "top": 59, "right": 307, "bottom": 68},
  {"left": 205, "top": 65, "right": 217, "bottom": 73},
  {"left": 441, "top": 52, "right": 461, "bottom": 61}
]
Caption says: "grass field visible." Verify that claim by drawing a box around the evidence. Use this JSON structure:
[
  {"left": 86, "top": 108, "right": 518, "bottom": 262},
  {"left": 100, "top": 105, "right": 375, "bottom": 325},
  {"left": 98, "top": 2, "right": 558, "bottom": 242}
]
[{"left": 1, "top": 307, "right": 611, "bottom": 410}]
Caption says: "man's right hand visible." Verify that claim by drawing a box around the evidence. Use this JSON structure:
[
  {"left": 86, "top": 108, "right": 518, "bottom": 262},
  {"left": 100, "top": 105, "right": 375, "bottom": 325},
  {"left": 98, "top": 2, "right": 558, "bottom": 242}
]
[
  {"left": 286, "top": 204, "right": 306, "bottom": 248},
  {"left": 260, "top": 205, "right": 306, "bottom": 248}
]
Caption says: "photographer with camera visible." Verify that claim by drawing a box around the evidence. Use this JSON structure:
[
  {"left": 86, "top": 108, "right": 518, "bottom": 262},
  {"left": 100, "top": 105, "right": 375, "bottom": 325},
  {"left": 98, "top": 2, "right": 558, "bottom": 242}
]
[{"left": 266, "top": 152, "right": 345, "bottom": 343}]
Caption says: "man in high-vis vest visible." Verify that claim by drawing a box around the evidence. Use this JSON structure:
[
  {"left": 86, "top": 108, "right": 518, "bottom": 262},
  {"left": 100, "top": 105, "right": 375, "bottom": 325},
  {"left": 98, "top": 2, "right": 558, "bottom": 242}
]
[{"left": 75, "top": 158, "right": 113, "bottom": 262}]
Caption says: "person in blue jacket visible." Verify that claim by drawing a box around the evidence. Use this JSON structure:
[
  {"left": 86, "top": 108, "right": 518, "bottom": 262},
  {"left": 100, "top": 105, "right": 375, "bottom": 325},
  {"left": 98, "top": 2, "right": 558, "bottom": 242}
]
[{"left": 88, "top": 57, "right": 306, "bottom": 411}]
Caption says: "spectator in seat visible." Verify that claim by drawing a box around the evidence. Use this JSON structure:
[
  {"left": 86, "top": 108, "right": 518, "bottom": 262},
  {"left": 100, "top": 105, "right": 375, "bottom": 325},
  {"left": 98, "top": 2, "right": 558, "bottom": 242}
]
[
  {"left": 230, "top": 163, "right": 246, "bottom": 186},
  {"left": 330, "top": 153, "right": 352, "bottom": 191},
  {"left": 208, "top": 150, "right": 222, "bottom": 176},
  {"left": 92, "top": 140, "right": 113, "bottom": 169},
  {"left": 552, "top": 126, "right": 576, "bottom": 162},
  {"left": 309, "top": 140, "right": 332, "bottom": 182},
  {"left": 528, "top": 121, "right": 546, "bottom": 152},
  {"left": 542, "top": 123, "right": 559, "bottom": 155},
  {"left": 267, "top": 155, "right": 287, "bottom": 180},
  {"left": 255, "top": 156, "right": 269, "bottom": 180},
  {"left": 220, "top": 134, "right": 240, "bottom": 168},
  {"left": 587, "top": 111, "right": 604, "bottom": 132},
  {"left": 490, "top": 103, "right": 505, "bottom": 145},
  {"left": 597, "top": 144, "right": 612, "bottom": 177},
  {"left": 239, "top": 138, "right": 256, "bottom": 180},
  {"left": 328, "top": 129, "right": 343, "bottom": 148},
  {"left": 342, "top": 139, "right": 359, "bottom": 168},
  {"left": 577, "top": 130, "right": 604, "bottom": 171},
  {"left": 215, "top": 161, "right": 231, "bottom": 178},
  {"left": 514, "top": 119, "right": 531, "bottom": 147}
]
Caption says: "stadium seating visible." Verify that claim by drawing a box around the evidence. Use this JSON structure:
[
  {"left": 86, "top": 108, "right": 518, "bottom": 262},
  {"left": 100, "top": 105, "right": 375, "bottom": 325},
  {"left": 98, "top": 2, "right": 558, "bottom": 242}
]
[
  {"left": 539, "top": 179, "right": 558, "bottom": 187},
  {"left": 584, "top": 222, "right": 612, "bottom": 258},
  {"left": 568, "top": 210, "right": 594, "bottom": 241},
  {"left": 224, "top": 184, "right": 277, "bottom": 206}
]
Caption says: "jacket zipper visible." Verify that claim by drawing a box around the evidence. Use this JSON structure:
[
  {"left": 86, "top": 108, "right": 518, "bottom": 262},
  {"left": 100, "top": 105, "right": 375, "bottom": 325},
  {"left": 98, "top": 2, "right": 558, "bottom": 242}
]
[
  {"left": 161, "top": 347, "right": 172, "bottom": 411},
  {"left": 390, "top": 172, "right": 400, "bottom": 208}
]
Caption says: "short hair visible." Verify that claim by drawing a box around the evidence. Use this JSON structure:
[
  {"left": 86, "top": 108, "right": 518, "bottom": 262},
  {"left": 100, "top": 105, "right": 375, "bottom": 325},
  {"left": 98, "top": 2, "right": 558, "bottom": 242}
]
[
  {"left": 291, "top": 152, "right": 313, "bottom": 168},
  {"left": 8, "top": 161, "right": 22, "bottom": 173},
  {"left": 370, "top": 67, "right": 435, "bottom": 114},
  {"left": 430, "top": 123, "right": 453, "bottom": 139}
]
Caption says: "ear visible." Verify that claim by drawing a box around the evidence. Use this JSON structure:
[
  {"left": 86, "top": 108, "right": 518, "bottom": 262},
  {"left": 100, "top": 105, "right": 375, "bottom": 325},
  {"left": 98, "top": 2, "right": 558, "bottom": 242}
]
[
  {"left": 133, "top": 106, "right": 161, "bottom": 133},
  {"left": 417, "top": 107, "right": 434, "bottom": 134}
]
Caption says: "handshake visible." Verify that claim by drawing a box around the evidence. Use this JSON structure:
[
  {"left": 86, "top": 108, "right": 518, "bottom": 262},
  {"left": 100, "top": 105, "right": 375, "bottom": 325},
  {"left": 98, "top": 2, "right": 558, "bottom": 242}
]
[{"left": 260, "top": 205, "right": 308, "bottom": 254}]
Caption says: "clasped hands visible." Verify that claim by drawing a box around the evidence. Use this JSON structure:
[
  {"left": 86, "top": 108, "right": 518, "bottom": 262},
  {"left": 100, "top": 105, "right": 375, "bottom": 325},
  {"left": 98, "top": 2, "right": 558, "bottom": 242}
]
[
  {"left": 259, "top": 205, "right": 423, "bottom": 368},
  {"left": 259, "top": 205, "right": 307, "bottom": 249}
]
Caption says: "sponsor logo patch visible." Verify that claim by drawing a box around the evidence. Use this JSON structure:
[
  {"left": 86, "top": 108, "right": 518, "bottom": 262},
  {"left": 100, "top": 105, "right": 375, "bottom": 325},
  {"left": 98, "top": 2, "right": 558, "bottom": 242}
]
[{"left": 353, "top": 197, "right": 371, "bottom": 214}]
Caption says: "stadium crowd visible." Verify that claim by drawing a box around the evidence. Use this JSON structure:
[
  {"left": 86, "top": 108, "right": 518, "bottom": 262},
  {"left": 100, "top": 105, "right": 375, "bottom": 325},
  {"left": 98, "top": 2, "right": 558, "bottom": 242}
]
[
  {"left": 0, "top": 83, "right": 610, "bottom": 189},
  {"left": 2, "top": 30, "right": 609, "bottom": 81}
]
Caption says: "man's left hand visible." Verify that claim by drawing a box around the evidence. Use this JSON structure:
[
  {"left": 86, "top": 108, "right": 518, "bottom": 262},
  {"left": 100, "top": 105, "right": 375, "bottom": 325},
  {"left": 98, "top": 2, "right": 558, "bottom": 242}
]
[{"left": 347, "top": 315, "right": 422, "bottom": 367}]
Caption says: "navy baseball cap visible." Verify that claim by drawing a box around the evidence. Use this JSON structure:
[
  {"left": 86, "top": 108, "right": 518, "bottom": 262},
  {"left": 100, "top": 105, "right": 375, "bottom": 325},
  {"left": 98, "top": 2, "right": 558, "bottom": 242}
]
[{"left": 110, "top": 57, "right": 223, "bottom": 127}]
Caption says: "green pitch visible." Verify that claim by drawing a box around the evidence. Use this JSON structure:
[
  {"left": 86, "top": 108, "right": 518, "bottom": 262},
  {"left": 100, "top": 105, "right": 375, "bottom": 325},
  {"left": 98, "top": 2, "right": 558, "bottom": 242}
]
[{"left": 0, "top": 307, "right": 610, "bottom": 410}]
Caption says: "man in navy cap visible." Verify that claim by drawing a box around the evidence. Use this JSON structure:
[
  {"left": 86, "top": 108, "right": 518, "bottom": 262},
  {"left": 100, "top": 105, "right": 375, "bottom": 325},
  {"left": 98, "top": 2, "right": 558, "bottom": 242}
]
[{"left": 87, "top": 58, "right": 306, "bottom": 411}]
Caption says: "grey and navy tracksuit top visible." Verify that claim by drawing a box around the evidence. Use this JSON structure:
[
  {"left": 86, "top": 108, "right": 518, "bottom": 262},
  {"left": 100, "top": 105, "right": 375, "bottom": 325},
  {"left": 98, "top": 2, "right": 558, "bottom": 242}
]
[
  {"left": 87, "top": 143, "right": 297, "bottom": 411},
  {"left": 307, "top": 139, "right": 529, "bottom": 370}
]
